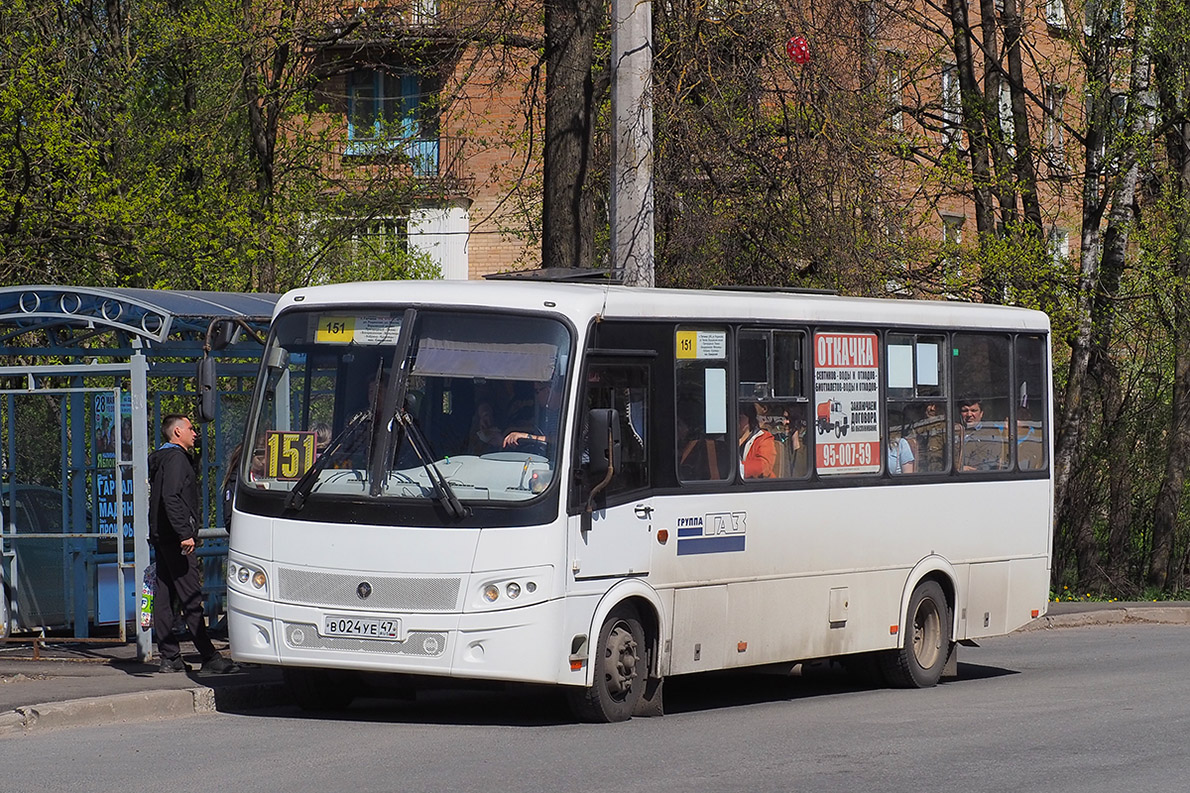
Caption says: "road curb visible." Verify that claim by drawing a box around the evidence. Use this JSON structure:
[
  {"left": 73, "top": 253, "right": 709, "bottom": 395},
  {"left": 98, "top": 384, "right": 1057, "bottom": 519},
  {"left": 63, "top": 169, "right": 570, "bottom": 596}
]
[
  {"left": 0, "top": 682, "right": 290, "bottom": 737},
  {"left": 0, "top": 690, "right": 196, "bottom": 736},
  {"left": 1018, "top": 606, "right": 1190, "bottom": 632}
]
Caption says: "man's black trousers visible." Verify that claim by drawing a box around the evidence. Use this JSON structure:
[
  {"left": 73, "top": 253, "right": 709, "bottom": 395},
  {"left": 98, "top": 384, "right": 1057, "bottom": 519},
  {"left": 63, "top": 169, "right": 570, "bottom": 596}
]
[{"left": 152, "top": 541, "right": 217, "bottom": 662}]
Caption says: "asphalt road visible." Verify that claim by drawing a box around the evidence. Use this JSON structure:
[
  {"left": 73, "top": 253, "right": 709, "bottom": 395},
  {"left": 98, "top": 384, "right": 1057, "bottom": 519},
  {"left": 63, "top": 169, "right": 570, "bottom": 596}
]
[{"left": 4, "top": 623, "right": 1188, "bottom": 793}]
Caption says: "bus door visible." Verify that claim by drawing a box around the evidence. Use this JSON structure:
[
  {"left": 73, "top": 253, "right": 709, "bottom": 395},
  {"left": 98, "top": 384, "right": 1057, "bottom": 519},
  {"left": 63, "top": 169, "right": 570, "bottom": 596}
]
[{"left": 568, "top": 360, "right": 652, "bottom": 580}]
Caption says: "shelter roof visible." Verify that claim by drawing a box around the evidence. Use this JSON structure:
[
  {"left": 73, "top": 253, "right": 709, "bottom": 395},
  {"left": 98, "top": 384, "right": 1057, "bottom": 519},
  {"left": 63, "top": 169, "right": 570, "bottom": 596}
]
[{"left": 0, "top": 286, "right": 279, "bottom": 355}]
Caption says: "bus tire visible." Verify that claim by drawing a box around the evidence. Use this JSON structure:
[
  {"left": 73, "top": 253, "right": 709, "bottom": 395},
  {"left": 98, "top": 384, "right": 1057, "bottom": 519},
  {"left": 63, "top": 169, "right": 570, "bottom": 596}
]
[
  {"left": 283, "top": 667, "right": 357, "bottom": 712},
  {"left": 880, "top": 580, "right": 950, "bottom": 688},
  {"left": 568, "top": 604, "right": 646, "bottom": 723}
]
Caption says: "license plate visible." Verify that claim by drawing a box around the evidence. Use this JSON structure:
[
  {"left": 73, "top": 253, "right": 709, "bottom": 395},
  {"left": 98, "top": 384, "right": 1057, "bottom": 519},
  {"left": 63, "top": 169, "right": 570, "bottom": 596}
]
[{"left": 322, "top": 615, "right": 403, "bottom": 641}]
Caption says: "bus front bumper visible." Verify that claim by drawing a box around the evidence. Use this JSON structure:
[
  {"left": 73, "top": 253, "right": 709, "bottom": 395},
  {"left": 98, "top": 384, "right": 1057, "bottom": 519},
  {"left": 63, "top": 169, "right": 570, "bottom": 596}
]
[{"left": 227, "top": 590, "right": 573, "bottom": 686}]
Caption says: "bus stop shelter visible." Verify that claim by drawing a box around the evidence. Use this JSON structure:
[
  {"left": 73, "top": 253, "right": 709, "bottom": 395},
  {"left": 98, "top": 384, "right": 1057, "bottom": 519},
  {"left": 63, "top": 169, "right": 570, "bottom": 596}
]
[{"left": 0, "top": 286, "right": 277, "bottom": 660}]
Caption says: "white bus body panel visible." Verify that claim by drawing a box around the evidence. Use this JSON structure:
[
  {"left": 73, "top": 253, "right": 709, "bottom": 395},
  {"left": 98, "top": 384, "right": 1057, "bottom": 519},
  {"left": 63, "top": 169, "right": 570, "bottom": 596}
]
[
  {"left": 228, "top": 513, "right": 591, "bottom": 685},
  {"left": 650, "top": 478, "right": 1050, "bottom": 675}
]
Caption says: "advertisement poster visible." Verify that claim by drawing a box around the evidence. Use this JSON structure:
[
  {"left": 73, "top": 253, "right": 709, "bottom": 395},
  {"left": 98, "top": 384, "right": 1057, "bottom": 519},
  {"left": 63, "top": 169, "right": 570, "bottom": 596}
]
[
  {"left": 813, "top": 332, "right": 881, "bottom": 475},
  {"left": 95, "top": 392, "right": 134, "bottom": 538}
]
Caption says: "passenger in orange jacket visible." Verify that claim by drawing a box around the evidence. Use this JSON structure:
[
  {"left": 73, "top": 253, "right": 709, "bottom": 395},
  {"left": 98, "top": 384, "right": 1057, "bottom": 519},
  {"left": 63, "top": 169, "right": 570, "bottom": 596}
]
[{"left": 738, "top": 403, "right": 778, "bottom": 479}]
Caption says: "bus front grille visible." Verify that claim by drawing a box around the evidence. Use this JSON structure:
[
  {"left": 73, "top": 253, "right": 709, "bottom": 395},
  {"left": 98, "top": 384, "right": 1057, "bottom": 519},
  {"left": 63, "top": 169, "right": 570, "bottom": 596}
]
[
  {"left": 283, "top": 623, "right": 447, "bottom": 657},
  {"left": 276, "top": 567, "right": 462, "bottom": 611}
]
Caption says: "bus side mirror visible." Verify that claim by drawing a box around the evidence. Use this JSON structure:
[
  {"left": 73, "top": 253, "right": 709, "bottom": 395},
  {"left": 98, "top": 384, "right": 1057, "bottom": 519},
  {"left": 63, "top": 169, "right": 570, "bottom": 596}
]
[
  {"left": 586, "top": 408, "right": 621, "bottom": 484},
  {"left": 210, "top": 319, "right": 240, "bottom": 351},
  {"left": 196, "top": 355, "right": 217, "bottom": 424}
]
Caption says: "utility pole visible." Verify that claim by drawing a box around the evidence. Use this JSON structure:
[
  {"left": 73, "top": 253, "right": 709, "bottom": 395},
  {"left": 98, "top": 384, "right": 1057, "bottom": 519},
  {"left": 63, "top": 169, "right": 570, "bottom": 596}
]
[{"left": 610, "top": 0, "right": 654, "bottom": 287}]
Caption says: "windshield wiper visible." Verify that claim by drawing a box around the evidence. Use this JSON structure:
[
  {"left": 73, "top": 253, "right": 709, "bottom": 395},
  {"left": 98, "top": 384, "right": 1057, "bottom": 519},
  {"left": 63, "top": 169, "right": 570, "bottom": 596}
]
[
  {"left": 284, "top": 410, "right": 372, "bottom": 512},
  {"left": 368, "top": 308, "right": 417, "bottom": 497},
  {"left": 398, "top": 410, "right": 469, "bottom": 520}
]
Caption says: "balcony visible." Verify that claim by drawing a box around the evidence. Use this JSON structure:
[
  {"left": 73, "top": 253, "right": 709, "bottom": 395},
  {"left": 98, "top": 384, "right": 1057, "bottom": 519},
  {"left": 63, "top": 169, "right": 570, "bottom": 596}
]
[
  {"left": 334, "top": 0, "right": 466, "bottom": 32},
  {"left": 328, "top": 135, "right": 467, "bottom": 192}
]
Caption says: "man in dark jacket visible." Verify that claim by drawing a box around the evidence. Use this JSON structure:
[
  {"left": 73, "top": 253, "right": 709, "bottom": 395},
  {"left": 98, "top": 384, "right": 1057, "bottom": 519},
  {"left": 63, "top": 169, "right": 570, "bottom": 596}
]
[{"left": 149, "top": 414, "right": 237, "bottom": 674}]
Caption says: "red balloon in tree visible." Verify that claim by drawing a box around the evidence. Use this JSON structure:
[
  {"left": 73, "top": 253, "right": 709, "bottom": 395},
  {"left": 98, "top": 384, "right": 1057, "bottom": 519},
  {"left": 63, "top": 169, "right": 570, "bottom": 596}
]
[{"left": 786, "top": 35, "right": 810, "bottom": 65}]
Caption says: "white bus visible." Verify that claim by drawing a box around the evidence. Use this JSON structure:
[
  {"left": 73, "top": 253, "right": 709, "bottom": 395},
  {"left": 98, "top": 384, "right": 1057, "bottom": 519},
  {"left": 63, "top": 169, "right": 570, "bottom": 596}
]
[{"left": 223, "top": 280, "right": 1052, "bottom": 721}]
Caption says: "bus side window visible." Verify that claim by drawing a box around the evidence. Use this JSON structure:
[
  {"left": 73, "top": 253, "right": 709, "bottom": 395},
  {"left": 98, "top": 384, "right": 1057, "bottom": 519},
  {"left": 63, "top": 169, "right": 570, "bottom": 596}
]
[
  {"left": 675, "top": 326, "right": 731, "bottom": 483},
  {"left": 1014, "top": 335, "right": 1049, "bottom": 471},
  {"left": 886, "top": 333, "right": 947, "bottom": 474},
  {"left": 585, "top": 363, "right": 650, "bottom": 496},
  {"left": 736, "top": 329, "right": 808, "bottom": 481},
  {"left": 953, "top": 333, "right": 1011, "bottom": 473}
]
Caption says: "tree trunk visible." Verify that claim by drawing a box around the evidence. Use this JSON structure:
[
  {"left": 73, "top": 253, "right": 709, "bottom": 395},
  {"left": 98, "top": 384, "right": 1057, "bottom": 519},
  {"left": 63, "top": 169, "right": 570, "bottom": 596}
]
[
  {"left": 947, "top": 0, "right": 995, "bottom": 236},
  {"left": 1002, "top": 0, "right": 1043, "bottom": 238},
  {"left": 543, "top": 0, "right": 601, "bottom": 271},
  {"left": 1052, "top": 25, "right": 1115, "bottom": 534},
  {"left": 1148, "top": 116, "right": 1190, "bottom": 589},
  {"left": 1097, "top": 350, "right": 1134, "bottom": 591},
  {"left": 1069, "top": 462, "right": 1101, "bottom": 590},
  {"left": 978, "top": 0, "right": 1017, "bottom": 239}
]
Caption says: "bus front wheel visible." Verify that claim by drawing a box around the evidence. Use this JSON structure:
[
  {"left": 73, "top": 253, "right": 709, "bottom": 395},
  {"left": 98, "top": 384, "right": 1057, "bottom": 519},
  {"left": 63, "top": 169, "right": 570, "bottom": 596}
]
[
  {"left": 568, "top": 604, "right": 646, "bottom": 723},
  {"left": 880, "top": 580, "right": 951, "bottom": 688}
]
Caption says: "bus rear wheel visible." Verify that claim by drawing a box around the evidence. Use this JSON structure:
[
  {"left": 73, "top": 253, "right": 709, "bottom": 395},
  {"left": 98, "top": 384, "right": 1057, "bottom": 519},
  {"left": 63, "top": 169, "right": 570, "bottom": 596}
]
[
  {"left": 568, "top": 604, "right": 646, "bottom": 723},
  {"left": 880, "top": 580, "right": 951, "bottom": 688}
]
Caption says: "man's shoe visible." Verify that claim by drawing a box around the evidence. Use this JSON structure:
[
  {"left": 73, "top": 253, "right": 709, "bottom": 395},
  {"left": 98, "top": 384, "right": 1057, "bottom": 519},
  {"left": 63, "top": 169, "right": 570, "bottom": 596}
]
[
  {"left": 158, "top": 656, "right": 189, "bottom": 673},
  {"left": 200, "top": 655, "right": 241, "bottom": 674}
]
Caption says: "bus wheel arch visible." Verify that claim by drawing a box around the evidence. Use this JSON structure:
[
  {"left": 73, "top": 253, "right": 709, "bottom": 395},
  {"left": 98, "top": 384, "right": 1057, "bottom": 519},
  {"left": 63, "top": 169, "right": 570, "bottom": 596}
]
[
  {"left": 571, "top": 589, "right": 664, "bottom": 722},
  {"left": 568, "top": 601, "right": 646, "bottom": 722},
  {"left": 882, "top": 566, "right": 956, "bottom": 688}
]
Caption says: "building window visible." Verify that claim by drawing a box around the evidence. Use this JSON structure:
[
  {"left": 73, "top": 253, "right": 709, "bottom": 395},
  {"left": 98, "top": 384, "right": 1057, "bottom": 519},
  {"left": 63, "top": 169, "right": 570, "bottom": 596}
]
[
  {"left": 941, "top": 62, "right": 961, "bottom": 148},
  {"left": 1044, "top": 83, "right": 1066, "bottom": 169},
  {"left": 410, "top": 0, "right": 438, "bottom": 25},
  {"left": 1047, "top": 226, "right": 1070, "bottom": 266},
  {"left": 883, "top": 221, "right": 909, "bottom": 295},
  {"left": 346, "top": 69, "right": 439, "bottom": 174},
  {"left": 942, "top": 214, "right": 965, "bottom": 292},
  {"left": 1046, "top": 0, "right": 1066, "bottom": 29},
  {"left": 1084, "top": 0, "right": 1125, "bottom": 38},
  {"left": 354, "top": 216, "right": 407, "bottom": 257},
  {"left": 886, "top": 52, "right": 904, "bottom": 132},
  {"left": 999, "top": 81, "right": 1015, "bottom": 156}
]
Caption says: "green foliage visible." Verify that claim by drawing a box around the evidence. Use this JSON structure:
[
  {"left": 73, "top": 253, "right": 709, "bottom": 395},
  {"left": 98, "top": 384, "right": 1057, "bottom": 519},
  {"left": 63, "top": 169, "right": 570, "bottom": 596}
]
[{"left": 0, "top": 0, "right": 442, "bottom": 292}]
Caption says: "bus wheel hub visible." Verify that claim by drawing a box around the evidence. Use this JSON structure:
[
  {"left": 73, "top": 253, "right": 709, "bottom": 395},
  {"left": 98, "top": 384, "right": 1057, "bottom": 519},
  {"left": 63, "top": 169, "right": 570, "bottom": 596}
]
[{"left": 605, "top": 622, "right": 639, "bottom": 697}]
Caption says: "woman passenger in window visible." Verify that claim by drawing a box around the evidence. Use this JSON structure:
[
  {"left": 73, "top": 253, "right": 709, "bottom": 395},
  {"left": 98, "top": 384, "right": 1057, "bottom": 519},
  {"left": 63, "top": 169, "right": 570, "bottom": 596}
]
[
  {"left": 738, "top": 403, "right": 777, "bottom": 479},
  {"left": 914, "top": 401, "right": 947, "bottom": 472},
  {"left": 888, "top": 430, "right": 916, "bottom": 474}
]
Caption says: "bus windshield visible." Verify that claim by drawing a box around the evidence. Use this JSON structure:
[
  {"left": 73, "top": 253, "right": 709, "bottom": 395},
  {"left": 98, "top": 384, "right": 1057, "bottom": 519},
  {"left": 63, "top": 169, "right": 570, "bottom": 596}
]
[{"left": 242, "top": 308, "right": 572, "bottom": 508}]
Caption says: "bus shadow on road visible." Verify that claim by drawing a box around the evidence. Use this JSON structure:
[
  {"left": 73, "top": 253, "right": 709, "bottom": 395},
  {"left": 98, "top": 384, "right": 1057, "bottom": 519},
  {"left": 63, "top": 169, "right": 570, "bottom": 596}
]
[
  {"left": 660, "top": 660, "right": 1019, "bottom": 715},
  {"left": 249, "top": 660, "right": 1018, "bottom": 726}
]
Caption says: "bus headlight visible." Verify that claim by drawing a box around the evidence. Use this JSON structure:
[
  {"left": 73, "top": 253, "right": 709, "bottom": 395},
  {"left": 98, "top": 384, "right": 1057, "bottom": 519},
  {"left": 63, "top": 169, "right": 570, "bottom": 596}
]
[
  {"left": 468, "top": 567, "right": 552, "bottom": 611},
  {"left": 229, "top": 559, "right": 268, "bottom": 596}
]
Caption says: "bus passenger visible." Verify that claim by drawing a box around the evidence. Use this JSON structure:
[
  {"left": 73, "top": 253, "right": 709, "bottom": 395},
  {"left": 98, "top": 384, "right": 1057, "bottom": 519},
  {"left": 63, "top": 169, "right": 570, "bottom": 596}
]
[
  {"left": 738, "top": 403, "right": 777, "bottom": 479},
  {"left": 469, "top": 402, "right": 504, "bottom": 455},
  {"left": 312, "top": 422, "right": 331, "bottom": 455},
  {"left": 888, "top": 432, "right": 916, "bottom": 474},
  {"left": 914, "top": 401, "right": 947, "bottom": 472},
  {"left": 958, "top": 395, "right": 1007, "bottom": 471}
]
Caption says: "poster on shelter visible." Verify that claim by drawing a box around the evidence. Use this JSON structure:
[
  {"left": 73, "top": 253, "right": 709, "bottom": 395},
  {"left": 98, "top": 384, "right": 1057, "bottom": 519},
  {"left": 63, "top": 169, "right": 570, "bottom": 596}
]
[
  {"left": 95, "top": 392, "right": 134, "bottom": 538},
  {"left": 813, "top": 332, "right": 881, "bottom": 475}
]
